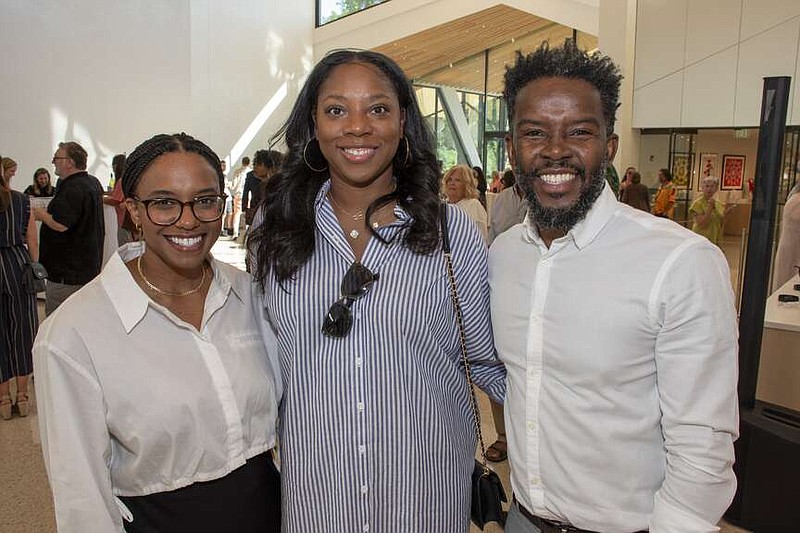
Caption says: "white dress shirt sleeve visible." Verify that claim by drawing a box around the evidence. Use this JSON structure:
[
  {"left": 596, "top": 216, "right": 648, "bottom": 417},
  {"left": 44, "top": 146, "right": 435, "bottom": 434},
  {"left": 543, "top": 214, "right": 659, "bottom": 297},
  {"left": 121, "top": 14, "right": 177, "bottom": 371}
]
[
  {"left": 35, "top": 339, "right": 124, "bottom": 533},
  {"left": 649, "top": 241, "right": 739, "bottom": 532}
]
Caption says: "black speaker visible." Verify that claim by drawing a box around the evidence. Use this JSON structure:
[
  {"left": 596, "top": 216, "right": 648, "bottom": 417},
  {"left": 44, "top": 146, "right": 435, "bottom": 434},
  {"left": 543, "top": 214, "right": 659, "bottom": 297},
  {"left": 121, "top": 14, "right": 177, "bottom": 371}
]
[
  {"left": 726, "top": 402, "right": 800, "bottom": 531},
  {"left": 726, "top": 76, "right": 800, "bottom": 531}
]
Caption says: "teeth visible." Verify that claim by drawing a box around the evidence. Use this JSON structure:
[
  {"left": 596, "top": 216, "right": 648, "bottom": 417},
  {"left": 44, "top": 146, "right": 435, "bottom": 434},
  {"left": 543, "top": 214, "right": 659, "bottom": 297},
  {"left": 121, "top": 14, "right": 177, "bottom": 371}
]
[
  {"left": 167, "top": 236, "right": 202, "bottom": 247},
  {"left": 540, "top": 173, "right": 576, "bottom": 185},
  {"left": 344, "top": 148, "right": 373, "bottom": 156}
]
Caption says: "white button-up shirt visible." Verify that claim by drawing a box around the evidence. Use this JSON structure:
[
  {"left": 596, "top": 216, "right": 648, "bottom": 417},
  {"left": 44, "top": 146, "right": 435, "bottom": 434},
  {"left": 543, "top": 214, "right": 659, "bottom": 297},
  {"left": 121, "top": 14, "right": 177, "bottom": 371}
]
[
  {"left": 489, "top": 185, "right": 738, "bottom": 532},
  {"left": 34, "top": 243, "right": 280, "bottom": 532}
]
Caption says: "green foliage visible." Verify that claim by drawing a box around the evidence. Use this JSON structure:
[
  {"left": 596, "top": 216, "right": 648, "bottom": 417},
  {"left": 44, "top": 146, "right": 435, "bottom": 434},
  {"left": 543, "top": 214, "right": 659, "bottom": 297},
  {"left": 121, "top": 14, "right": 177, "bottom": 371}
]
[{"left": 321, "top": 0, "right": 389, "bottom": 25}]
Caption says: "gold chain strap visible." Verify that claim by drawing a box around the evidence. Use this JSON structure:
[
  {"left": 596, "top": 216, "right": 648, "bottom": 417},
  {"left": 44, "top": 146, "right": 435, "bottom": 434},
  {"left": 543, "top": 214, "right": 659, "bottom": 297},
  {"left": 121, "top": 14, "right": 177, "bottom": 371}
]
[{"left": 442, "top": 248, "right": 490, "bottom": 475}]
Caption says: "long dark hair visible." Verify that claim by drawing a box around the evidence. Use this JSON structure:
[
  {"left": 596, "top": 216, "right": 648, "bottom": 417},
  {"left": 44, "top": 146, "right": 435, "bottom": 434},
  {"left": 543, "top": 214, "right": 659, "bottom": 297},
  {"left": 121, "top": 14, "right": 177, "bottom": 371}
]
[{"left": 250, "top": 49, "right": 441, "bottom": 285}]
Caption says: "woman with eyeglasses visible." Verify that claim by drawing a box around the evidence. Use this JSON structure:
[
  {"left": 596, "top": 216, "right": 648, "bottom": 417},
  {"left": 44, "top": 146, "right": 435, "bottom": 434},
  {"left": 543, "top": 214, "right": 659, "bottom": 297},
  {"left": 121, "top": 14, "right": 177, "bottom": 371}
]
[
  {"left": 249, "top": 50, "right": 505, "bottom": 532},
  {"left": 34, "top": 133, "right": 281, "bottom": 533}
]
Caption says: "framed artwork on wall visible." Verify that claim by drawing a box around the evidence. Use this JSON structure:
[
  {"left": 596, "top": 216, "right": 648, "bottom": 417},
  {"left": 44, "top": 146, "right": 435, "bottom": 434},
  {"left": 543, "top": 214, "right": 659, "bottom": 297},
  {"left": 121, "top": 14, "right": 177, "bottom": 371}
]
[
  {"left": 671, "top": 153, "right": 693, "bottom": 189},
  {"left": 698, "top": 153, "right": 719, "bottom": 189},
  {"left": 721, "top": 155, "right": 746, "bottom": 190}
]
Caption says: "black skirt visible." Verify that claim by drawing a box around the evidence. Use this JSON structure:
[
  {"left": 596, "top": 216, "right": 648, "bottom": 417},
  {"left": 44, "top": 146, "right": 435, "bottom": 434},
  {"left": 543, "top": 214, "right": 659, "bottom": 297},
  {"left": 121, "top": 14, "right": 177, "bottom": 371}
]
[{"left": 120, "top": 451, "right": 280, "bottom": 533}]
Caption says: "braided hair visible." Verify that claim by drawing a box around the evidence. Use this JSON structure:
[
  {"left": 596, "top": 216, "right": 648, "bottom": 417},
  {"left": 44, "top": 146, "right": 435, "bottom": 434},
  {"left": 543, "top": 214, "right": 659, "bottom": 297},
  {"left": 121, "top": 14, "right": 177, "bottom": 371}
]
[
  {"left": 121, "top": 133, "right": 224, "bottom": 198},
  {"left": 504, "top": 39, "right": 622, "bottom": 136}
]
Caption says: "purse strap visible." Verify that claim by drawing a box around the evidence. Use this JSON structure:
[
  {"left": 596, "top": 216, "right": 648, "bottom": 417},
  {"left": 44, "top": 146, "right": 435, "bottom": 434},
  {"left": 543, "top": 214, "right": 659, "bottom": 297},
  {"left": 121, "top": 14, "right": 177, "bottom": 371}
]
[{"left": 440, "top": 203, "right": 490, "bottom": 473}]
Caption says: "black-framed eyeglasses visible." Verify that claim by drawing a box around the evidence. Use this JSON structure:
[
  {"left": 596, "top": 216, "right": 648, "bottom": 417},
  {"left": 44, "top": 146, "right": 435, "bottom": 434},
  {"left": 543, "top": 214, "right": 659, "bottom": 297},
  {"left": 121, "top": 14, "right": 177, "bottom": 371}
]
[
  {"left": 322, "top": 262, "right": 379, "bottom": 338},
  {"left": 133, "top": 195, "right": 227, "bottom": 226},
  {"left": 51, "top": 156, "right": 70, "bottom": 163}
]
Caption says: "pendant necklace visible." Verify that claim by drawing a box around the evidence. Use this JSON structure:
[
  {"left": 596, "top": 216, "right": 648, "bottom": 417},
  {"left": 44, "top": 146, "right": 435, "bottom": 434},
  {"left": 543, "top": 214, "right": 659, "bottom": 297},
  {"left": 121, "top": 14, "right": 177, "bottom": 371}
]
[
  {"left": 329, "top": 192, "right": 391, "bottom": 240},
  {"left": 137, "top": 255, "right": 207, "bottom": 297}
]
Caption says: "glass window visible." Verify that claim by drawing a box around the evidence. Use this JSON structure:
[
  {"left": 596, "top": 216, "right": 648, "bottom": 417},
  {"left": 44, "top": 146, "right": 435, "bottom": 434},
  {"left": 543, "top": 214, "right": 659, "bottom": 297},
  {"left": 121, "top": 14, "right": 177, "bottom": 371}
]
[{"left": 317, "top": 0, "right": 390, "bottom": 26}]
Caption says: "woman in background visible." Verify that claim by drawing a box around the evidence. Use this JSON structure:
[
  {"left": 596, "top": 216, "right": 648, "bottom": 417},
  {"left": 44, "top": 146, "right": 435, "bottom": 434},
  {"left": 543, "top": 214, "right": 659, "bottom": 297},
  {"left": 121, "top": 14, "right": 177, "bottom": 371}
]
[
  {"left": 35, "top": 133, "right": 280, "bottom": 532},
  {"left": 772, "top": 182, "right": 800, "bottom": 291},
  {"left": 689, "top": 176, "right": 732, "bottom": 246},
  {"left": 250, "top": 49, "right": 504, "bottom": 532},
  {"left": 0, "top": 153, "right": 39, "bottom": 420},
  {"left": 1, "top": 157, "right": 18, "bottom": 183},
  {"left": 24, "top": 167, "right": 56, "bottom": 197},
  {"left": 443, "top": 164, "right": 489, "bottom": 244}
]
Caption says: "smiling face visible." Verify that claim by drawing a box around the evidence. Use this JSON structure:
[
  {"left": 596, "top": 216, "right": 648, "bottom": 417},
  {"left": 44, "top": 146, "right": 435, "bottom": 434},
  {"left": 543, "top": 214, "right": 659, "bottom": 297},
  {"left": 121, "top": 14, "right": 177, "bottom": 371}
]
[
  {"left": 35, "top": 170, "right": 50, "bottom": 188},
  {"left": 314, "top": 61, "right": 405, "bottom": 190},
  {"left": 126, "top": 151, "right": 222, "bottom": 276},
  {"left": 505, "top": 77, "right": 617, "bottom": 234}
]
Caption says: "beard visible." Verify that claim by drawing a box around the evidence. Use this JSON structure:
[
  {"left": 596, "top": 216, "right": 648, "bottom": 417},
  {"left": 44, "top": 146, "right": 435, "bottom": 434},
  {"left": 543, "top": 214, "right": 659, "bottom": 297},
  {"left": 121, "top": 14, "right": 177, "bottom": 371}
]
[{"left": 517, "top": 158, "right": 608, "bottom": 233}]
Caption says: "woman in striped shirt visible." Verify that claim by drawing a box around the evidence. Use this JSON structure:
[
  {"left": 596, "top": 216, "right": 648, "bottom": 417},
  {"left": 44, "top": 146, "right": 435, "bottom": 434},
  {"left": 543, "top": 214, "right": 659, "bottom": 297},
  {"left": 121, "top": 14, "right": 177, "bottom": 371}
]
[{"left": 250, "top": 50, "right": 505, "bottom": 532}]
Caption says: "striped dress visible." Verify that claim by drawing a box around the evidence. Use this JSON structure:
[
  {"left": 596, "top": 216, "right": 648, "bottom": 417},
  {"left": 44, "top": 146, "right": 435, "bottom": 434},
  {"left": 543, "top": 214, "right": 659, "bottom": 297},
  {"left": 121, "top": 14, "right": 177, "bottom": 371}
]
[
  {"left": 0, "top": 191, "right": 38, "bottom": 382},
  {"left": 262, "top": 183, "right": 506, "bottom": 533}
]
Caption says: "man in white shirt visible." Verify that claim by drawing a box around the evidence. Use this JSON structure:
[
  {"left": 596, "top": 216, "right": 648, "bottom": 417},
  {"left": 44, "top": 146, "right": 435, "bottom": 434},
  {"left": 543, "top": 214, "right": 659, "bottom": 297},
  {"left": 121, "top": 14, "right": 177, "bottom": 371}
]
[{"left": 490, "top": 41, "right": 738, "bottom": 532}]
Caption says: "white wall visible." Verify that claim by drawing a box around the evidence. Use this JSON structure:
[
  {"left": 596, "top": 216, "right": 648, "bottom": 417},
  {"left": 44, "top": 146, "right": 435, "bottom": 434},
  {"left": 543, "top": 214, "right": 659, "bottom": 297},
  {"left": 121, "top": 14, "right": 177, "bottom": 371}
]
[
  {"left": 0, "top": 0, "right": 312, "bottom": 191},
  {"left": 599, "top": 0, "right": 639, "bottom": 174},
  {"left": 314, "top": 0, "right": 599, "bottom": 56},
  {"left": 633, "top": 0, "right": 800, "bottom": 128}
]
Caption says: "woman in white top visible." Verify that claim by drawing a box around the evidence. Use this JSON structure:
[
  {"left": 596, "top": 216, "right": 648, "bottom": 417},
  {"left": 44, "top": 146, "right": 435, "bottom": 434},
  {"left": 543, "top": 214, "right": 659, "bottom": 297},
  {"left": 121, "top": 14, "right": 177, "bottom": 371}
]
[
  {"left": 773, "top": 182, "right": 800, "bottom": 292},
  {"left": 443, "top": 164, "right": 489, "bottom": 244},
  {"left": 34, "top": 133, "right": 281, "bottom": 533}
]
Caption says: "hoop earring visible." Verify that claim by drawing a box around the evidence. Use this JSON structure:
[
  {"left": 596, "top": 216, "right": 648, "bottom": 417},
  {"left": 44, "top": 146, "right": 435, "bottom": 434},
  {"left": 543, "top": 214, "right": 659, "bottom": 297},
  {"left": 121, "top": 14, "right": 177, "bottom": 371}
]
[
  {"left": 401, "top": 136, "right": 412, "bottom": 168},
  {"left": 303, "top": 138, "right": 328, "bottom": 173}
]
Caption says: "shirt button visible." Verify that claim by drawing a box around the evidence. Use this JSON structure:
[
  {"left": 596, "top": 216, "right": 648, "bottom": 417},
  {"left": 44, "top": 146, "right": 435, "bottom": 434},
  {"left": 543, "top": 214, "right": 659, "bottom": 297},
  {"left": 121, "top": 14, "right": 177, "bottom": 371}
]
[
  {"left": 357, "top": 402, "right": 365, "bottom": 411},
  {"left": 363, "top": 525, "right": 370, "bottom": 532},
  {"left": 361, "top": 485, "right": 368, "bottom": 494},
  {"left": 358, "top": 445, "right": 366, "bottom": 454},
  {"left": 531, "top": 477, "right": 540, "bottom": 486},
  {"left": 355, "top": 357, "right": 363, "bottom": 367}
]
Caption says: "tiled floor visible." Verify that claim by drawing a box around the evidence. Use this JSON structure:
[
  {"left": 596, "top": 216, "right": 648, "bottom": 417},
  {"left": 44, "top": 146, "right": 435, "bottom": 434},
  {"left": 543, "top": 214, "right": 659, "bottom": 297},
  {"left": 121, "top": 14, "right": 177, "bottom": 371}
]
[{"left": 0, "top": 232, "right": 753, "bottom": 532}]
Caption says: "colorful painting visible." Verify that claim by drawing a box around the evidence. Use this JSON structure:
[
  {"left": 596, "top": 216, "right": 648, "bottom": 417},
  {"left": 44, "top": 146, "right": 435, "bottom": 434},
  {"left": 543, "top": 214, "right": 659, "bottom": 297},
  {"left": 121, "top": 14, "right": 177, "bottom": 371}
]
[
  {"left": 721, "top": 155, "right": 746, "bottom": 190},
  {"left": 671, "top": 154, "right": 693, "bottom": 189},
  {"left": 698, "top": 153, "right": 719, "bottom": 189}
]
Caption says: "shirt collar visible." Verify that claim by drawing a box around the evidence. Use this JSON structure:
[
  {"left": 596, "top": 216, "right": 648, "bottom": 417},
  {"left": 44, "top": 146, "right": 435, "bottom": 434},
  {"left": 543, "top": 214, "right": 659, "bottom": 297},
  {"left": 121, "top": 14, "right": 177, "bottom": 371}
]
[
  {"left": 522, "top": 180, "right": 618, "bottom": 250},
  {"left": 101, "top": 242, "right": 242, "bottom": 333}
]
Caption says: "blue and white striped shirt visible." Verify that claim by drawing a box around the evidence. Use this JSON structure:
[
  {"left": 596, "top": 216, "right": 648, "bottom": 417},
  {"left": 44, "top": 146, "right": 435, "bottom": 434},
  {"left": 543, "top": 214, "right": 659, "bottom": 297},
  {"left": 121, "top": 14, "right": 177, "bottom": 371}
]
[{"left": 261, "top": 182, "right": 505, "bottom": 533}]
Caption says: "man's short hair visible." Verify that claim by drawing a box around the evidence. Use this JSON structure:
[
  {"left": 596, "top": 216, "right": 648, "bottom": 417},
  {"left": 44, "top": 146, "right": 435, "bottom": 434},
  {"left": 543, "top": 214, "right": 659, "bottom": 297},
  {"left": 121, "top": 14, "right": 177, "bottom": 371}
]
[
  {"left": 702, "top": 176, "right": 719, "bottom": 188},
  {"left": 503, "top": 39, "right": 622, "bottom": 136},
  {"left": 659, "top": 168, "right": 673, "bottom": 181},
  {"left": 59, "top": 141, "right": 88, "bottom": 170}
]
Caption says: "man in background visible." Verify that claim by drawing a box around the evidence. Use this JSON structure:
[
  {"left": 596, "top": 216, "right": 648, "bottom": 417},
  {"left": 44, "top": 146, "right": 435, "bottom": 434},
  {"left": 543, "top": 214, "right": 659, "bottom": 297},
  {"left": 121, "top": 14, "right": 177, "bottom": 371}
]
[{"left": 34, "top": 141, "right": 104, "bottom": 314}]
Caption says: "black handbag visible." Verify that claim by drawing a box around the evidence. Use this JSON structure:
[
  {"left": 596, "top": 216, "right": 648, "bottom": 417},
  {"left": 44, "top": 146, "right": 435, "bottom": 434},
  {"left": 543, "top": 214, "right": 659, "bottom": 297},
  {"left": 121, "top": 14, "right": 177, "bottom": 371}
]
[
  {"left": 440, "top": 203, "right": 507, "bottom": 529},
  {"left": 22, "top": 261, "right": 48, "bottom": 294}
]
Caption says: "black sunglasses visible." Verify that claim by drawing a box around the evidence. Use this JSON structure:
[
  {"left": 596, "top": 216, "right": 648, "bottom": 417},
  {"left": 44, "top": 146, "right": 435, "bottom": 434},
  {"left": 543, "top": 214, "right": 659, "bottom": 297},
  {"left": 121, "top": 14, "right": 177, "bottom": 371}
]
[{"left": 322, "top": 262, "right": 378, "bottom": 338}]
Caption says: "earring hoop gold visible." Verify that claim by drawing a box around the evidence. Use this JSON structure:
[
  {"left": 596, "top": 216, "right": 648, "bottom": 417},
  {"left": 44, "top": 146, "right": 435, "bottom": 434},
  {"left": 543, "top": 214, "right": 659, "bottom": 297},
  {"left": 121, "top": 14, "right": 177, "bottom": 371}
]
[
  {"left": 402, "top": 136, "right": 411, "bottom": 168},
  {"left": 303, "top": 139, "right": 328, "bottom": 173}
]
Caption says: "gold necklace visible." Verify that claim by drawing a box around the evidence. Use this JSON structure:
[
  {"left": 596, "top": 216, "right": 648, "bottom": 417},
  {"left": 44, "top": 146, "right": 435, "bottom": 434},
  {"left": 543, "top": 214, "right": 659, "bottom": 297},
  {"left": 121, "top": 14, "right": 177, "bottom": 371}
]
[
  {"left": 136, "top": 255, "right": 207, "bottom": 297},
  {"left": 328, "top": 192, "right": 365, "bottom": 221},
  {"left": 328, "top": 192, "right": 394, "bottom": 240}
]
